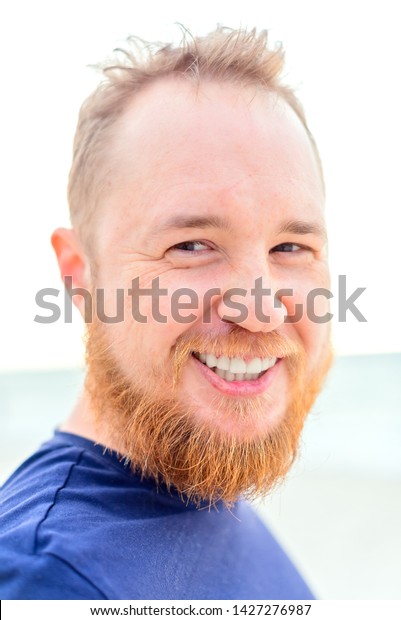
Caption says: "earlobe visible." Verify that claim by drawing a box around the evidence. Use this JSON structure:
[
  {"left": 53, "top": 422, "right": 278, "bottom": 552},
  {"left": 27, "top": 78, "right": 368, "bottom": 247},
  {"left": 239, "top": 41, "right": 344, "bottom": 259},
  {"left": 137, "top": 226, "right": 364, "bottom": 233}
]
[{"left": 51, "top": 227, "right": 91, "bottom": 318}]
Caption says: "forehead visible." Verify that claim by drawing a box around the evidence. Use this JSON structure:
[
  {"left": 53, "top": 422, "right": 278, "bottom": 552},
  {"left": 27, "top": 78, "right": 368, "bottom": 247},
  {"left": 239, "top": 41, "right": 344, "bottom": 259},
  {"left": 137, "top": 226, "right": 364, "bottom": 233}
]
[{"left": 96, "top": 78, "right": 325, "bottom": 241}]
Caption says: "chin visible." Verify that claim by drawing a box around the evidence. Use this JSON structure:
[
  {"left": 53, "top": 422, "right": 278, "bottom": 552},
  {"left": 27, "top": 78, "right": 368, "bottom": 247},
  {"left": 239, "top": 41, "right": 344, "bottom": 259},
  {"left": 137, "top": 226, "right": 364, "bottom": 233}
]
[{"left": 185, "top": 391, "right": 288, "bottom": 442}]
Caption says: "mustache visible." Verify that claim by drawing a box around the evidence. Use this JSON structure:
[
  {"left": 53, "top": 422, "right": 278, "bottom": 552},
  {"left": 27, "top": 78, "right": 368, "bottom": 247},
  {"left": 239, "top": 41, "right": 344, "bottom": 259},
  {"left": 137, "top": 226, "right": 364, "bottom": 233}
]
[{"left": 172, "top": 326, "right": 304, "bottom": 386}]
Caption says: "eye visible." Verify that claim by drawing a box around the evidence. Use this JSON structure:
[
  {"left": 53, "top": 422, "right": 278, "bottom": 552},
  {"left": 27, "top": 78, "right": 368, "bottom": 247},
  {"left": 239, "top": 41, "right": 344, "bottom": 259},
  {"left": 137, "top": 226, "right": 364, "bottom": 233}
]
[
  {"left": 169, "top": 240, "right": 210, "bottom": 253},
  {"left": 271, "top": 242, "right": 304, "bottom": 253}
]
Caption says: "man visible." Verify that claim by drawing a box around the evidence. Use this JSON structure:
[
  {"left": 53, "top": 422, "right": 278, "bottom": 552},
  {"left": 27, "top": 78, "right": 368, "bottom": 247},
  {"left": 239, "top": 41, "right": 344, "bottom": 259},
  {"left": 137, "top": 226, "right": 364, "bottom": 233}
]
[{"left": 0, "top": 27, "right": 332, "bottom": 599}]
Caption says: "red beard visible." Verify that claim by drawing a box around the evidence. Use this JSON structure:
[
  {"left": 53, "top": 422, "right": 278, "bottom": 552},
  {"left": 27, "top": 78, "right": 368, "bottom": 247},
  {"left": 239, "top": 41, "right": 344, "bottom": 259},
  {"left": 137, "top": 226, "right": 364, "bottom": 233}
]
[{"left": 85, "top": 319, "right": 333, "bottom": 507}]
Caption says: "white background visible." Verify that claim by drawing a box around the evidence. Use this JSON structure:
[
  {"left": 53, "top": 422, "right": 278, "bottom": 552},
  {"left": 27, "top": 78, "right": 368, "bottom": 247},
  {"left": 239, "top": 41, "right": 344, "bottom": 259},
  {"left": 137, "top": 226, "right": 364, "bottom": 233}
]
[{"left": 0, "top": 0, "right": 400, "bottom": 371}]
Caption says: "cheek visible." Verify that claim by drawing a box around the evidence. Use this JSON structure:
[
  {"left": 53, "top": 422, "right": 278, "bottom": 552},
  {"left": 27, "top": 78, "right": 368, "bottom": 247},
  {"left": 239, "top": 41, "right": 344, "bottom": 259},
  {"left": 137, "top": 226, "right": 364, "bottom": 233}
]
[
  {"left": 105, "top": 317, "right": 175, "bottom": 389},
  {"left": 101, "top": 276, "right": 207, "bottom": 374},
  {"left": 299, "top": 316, "right": 331, "bottom": 371},
  {"left": 281, "top": 277, "right": 332, "bottom": 367},
  {"left": 136, "top": 270, "right": 218, "bottom": 327}
]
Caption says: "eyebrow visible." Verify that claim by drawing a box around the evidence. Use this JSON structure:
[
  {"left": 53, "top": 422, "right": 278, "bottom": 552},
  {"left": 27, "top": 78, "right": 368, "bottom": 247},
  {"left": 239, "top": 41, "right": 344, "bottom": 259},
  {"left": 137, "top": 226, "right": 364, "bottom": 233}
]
[
  {"left": 151, "top": 214, "right": 327, "bottom": 241},
  {"left": 277, "top": 219, "right": 328, "bottom": 241},
  {"left": 152, "top": 214, "right": 234, "bottom": 236}
]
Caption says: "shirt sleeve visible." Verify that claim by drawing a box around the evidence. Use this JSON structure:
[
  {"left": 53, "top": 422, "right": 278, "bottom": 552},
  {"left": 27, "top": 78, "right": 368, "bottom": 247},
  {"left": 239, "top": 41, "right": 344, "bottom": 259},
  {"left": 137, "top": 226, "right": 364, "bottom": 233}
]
[{"left": 0, "top": 551, "right": 107, "bottom": 600}]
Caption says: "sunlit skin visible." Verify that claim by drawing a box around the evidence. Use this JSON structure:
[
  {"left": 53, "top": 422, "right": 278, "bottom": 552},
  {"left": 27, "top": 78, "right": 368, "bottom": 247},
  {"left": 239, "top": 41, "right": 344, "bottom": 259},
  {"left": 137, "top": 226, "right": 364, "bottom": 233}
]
[{"left": 53, "top": 77, "right": 330, "bottom": 458}]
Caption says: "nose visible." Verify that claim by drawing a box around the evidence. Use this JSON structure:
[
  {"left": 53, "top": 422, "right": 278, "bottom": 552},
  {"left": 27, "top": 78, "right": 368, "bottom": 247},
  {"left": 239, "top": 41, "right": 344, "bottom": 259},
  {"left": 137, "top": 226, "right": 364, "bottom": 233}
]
[{"left": 216, "top": 269, "right": 287, "bottom": 333}]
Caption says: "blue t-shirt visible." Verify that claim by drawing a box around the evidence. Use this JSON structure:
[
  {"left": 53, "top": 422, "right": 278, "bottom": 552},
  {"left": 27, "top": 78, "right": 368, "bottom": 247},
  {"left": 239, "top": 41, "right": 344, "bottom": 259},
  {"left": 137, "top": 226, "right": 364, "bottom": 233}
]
[{"left": 0, "top": 432, "right": 314, "bottom": 600}]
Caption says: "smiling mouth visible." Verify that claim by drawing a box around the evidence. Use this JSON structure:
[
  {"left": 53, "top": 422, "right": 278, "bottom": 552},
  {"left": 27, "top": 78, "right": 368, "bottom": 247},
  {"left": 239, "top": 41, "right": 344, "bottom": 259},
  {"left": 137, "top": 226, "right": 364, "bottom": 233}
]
[{"left": 192, "top": 351, "right": 278, "bottom": 382}]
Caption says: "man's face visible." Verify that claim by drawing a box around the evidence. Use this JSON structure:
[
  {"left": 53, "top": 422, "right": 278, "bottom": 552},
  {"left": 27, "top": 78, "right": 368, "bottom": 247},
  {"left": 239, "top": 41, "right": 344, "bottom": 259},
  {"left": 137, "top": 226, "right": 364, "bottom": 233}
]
[{"left": 85, "top": 79, "right": 332, "bottom": 505}]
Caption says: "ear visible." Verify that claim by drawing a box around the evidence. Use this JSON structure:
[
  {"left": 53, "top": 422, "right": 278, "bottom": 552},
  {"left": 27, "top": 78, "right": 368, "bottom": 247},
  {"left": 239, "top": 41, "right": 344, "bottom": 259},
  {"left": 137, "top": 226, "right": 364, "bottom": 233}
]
[{"left": 51, "top": 227, "right": 91, "bottom": 319}]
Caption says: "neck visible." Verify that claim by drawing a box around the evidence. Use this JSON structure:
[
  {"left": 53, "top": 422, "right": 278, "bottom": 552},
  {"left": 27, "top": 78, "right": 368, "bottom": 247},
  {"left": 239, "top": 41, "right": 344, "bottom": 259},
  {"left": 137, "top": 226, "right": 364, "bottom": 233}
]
[{"left": 60, "top": 390, "right": 116, "bottom": 451}]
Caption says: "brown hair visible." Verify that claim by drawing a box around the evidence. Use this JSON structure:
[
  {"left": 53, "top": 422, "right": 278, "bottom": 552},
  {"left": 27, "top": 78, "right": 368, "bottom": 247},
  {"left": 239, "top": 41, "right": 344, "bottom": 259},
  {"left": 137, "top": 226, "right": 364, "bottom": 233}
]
[{"left": 68, "top": 26, "right": 323, "bottom": 249}]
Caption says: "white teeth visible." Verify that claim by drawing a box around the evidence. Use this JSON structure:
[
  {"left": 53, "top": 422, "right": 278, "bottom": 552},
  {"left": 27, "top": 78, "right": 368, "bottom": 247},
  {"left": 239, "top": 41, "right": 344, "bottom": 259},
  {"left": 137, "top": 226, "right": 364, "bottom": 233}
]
[
  {"left": 246, "top": 358, "right": 262, "bottom": 373},
  {"left": 215, "top": 355, "right": 230, "bottom": 371},
  {"left": 215, "top": 368, "right": 226, "bottom": 378},
  {"left": 205, "top": 353, "right": 218, "bottom": 368},
  {"left": 229, "top": 357, "right": 247, "bottom": 373},
  {"left": 244, "top": 372, "right": 258, "bottom": 380},
  {"left": 261, "top": 357, "right": 276, "bottom": 371},
  {"left": 195, "top": 352, "right": 277, "bottom": 379},
  {"left": 205, "top": 366, "right": 264, "bottom": 382},
  {"left": 217, "top": 370, "right": 261, "bottom": 382}
]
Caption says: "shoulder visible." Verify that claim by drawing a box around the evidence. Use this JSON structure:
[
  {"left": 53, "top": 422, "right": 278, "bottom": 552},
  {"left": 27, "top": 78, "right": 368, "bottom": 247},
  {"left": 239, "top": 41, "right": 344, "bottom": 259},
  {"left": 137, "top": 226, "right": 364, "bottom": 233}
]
[
  {"left": 0, "top": 438, "right": 87, "bottom": 556},
  {"left": 0, "top": 549, "right": 106, "bottom": 599},
  {"left": 0, "top": 435, "right": 111, "bottom": 600}
]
